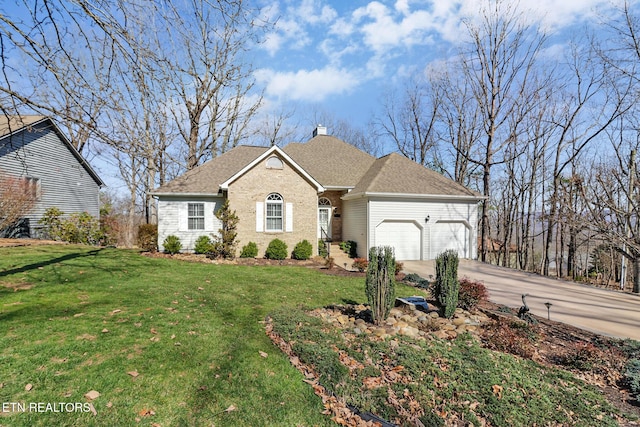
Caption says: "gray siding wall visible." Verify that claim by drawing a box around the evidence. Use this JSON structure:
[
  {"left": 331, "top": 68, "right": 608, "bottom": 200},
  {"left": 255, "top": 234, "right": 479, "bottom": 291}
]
[
  {"left": 342, "top": 196, "right": 368, "bottom": 259},
  {"left": 0, "top": 121, "right": 101, "bottom": 236},
  {"left": 157, "top": 196, "right": 224, "bottom": 252}
]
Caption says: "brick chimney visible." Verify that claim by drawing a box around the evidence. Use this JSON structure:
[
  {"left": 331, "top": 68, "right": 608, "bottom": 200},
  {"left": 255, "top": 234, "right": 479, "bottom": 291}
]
[{"left": 313, "top": 125, "right": 327, "bottom": 137}]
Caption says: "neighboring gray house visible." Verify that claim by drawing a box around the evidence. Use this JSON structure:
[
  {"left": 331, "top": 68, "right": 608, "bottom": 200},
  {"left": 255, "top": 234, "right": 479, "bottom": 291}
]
[
  {"left": 153, "top": 126, "right": 483, "bottom": 260},
  {"left": 0, "top": 115, "right": 104, "bottom": 237}
]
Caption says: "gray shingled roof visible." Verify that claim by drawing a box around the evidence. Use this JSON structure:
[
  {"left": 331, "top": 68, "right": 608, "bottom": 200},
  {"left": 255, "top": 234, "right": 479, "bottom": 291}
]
[
  {"left": 153, "top": 145, "right": 270, "bottom": 194},
  {"left": 283, "top": 135, "right": 376, "bottom": 187},
  {"left": 0, "top": 115, "right": 47, "bottom": 139},
  {"left": 350, "top": 153, "right": 481, "bottom": 197}
]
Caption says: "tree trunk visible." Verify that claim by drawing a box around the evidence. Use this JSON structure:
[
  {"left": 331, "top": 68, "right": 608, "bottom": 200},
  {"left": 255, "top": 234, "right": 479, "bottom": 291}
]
[{"left": 634, "top": 257, "right": 640, "bottom": 294}]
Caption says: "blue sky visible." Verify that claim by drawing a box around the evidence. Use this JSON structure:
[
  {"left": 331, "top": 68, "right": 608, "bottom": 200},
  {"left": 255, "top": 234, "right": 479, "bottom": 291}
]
[{"left": 248, "top": 0, "right": 626, "bottom": 137}]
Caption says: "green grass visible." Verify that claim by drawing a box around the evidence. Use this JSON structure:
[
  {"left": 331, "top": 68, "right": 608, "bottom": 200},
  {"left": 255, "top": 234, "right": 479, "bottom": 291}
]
[
  {"left": 270, "top": 307, "right": 623, "bottom": 427},
  {"left": 0, "top": 245, "right": 419, "bottom": 426}
]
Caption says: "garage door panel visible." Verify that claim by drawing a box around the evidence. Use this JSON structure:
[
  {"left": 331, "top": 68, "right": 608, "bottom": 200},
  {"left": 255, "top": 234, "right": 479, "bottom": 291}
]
[
  {"left": 375, "top": 221, "right": 421, "bottom": 260},
  {"left": 431, "top": 222, "right": 468, "bottom": 258}
]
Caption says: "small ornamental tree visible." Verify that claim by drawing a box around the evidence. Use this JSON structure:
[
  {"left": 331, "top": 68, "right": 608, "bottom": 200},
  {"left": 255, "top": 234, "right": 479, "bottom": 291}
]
[
  {"left": 365, "top": 246, "right": 396, "bottom": 326},
  {"left": 433, "top": 250, "right": 460, "bottom": 318},
  {"left": 210, "top": 200, "right": 239, "bottom": 259},
  {"left": 0, "top": 172, "right": 37, "bottom": 233}
]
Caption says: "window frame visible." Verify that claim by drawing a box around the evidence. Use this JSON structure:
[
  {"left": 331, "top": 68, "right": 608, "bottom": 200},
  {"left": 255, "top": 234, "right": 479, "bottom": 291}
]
[
  {"left": 265, "top": 193, "right": 283, "bottom": 232},
  {"left": 24, "top": 176, "right": 41, "bottom": 201},
  {"left": 187, "top": 202, "right": 205, "bottom": 230}
]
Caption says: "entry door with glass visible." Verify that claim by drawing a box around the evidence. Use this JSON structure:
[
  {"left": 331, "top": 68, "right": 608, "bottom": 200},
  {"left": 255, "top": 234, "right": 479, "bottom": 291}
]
[{"left": 318, "top": 198, "right": 332, "bottom": 239}]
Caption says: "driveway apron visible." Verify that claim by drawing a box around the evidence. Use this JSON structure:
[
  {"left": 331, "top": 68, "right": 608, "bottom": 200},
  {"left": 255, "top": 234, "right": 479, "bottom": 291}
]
[{"left": 402, "top": 259, "right": 640, "bottom": 340}]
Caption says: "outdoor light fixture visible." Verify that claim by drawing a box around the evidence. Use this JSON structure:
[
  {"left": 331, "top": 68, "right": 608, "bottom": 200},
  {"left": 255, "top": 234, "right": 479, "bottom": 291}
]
[
  {"left": 545, "top": 302, "right": 552, "bottom": 320},
  {"left": 425, "top": 215, "right": 430, "bottom": 223}
]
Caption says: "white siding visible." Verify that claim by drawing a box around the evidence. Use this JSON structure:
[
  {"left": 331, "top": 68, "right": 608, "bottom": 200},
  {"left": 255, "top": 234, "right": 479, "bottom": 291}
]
[
  {"left": 0, "top": 120, "right": 101, "bottom": 237},
  {"left": 368, "top": 197, "right": 479, "bottom": 260},
  {"left": 157, "top": 196, "right": 224, "bottom": 252},
  {"left": 342, "top": 196, "right": 368, "bottom": 258}
]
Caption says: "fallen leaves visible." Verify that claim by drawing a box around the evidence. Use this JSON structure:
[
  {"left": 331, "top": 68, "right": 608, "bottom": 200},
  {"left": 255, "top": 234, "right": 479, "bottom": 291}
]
[
  {"left": 492, "top": 384, "right": 503, "bottom": 399},
  {"left": 259, "top": 351, "right": 268, "bottom": 358},
  {"left": 224, "top": 404, "right": 237, "bottom": 413},
  {"left": 84, "top": 390, "right": 100, "bottom": 400},
  {"left": 127, "top": 371, "right": 139, "bottom": 378},
  {"left": 25, "top": 383, "right": 33, "bottom": 391},
  {"left": 139, "top": 408, "right": 156, "bottom": 416}
]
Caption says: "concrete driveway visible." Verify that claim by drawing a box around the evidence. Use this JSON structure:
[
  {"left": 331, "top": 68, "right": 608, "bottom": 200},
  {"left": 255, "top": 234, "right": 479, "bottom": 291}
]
[{"left": 402, "top": 259, "right": 640, "bottom": 341}]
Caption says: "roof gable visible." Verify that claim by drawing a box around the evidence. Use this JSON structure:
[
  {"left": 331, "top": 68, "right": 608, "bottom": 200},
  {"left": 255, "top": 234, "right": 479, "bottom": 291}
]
[
  {"left": 153, "top": 146, "right": 270, "bottom": 195},
  {"left": 283, "top": 135, "right": 376, "bottom": 188},
  {"left": 153, "top": 145, "right": 324, "bottom": 195},
  {"left": 348, "top": 153, "right": 482, "bottom": 199},
  {"left": 220, "top": 145, "right": 324, "bottom": 192},
  {"left": 0, "top": 115, "right": 104, "bottom": 187}
]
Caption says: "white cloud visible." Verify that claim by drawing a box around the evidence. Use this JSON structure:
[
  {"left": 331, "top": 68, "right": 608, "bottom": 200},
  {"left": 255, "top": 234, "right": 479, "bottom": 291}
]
[
  {"left": 254, "top": 66, "right": 361, "bottom": 101},
  {"left": 259, "top": 0, "right": 338, "bottom": 55}
]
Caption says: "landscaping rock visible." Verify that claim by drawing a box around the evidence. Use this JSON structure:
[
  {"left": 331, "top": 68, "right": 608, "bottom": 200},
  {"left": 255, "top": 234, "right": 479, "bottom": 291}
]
[{"left": 309, "top": 302, "right": 490, "bottom": 342}]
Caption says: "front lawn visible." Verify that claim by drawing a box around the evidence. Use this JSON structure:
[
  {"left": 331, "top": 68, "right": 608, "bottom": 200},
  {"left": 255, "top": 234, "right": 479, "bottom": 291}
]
[
  {"left": 0, "top": 245, "right": 630, "bottom": 426},
  {"left": 0, "top": 245, "right": 395, "bottom": 426}
]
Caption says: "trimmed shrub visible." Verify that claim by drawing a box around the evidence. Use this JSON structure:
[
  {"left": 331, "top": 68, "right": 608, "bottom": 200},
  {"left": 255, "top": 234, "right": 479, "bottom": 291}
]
[
  {"left": 194, "top": 235, "right": 213, "bottom": 254},
  {"left": 318, "top": 239, "right": 328, "bottom": 257},
  {"left": 265, "top": 238, "right": 288, "bottom": 260},
  {"left": 433, "top": 250, "right": 459, "bottom": 318},
  {"left": 39, "top": 208, "right": 104, "bottom": 245},
  {"left": 457, "top": 277, "right": 489, "bottom": 311},
  {"left": 39, "top": 207, "right": 64, "bottom": 240},
  {"left": 340, "top": 240, "right": 358, "bottom": 258},
  {"left": 625, "top": 359, "right": 640, "bottom": 400},
  {"left": 347, "top": 240, "right": 358, "bottom": 258},
  {"left": 352, "top": 258, "right": 368, "bottom": 272},
  {"left": 137, "top": 224, "right": 158, "bottom": 252},
  {"left": 163, "top": 235, "right": 182, "bottom": 254},
  {"left": 240, "top": 241, "right": 258, "bottom": 258},
  {"left": 292, "top": 239, "right": 313, "bottom": 260},
  {"left": 366, "top": 246, "right": 396, "bottom": 325},
  {"left": 403, "top": 273, "right": 430, "bottom": 289}
]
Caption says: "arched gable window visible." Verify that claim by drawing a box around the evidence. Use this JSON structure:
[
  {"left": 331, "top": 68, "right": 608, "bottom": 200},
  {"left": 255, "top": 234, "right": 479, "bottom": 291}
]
[
  {"left": 266, "top": 193, "right": 283, "bottom": 231},
  {"left": 266, "top": 156, "right": 284, "bottom": 169}
]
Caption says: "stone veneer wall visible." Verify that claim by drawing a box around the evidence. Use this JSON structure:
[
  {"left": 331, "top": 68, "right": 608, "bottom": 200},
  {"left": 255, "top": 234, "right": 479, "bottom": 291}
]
[{"left": 228, "top": 155, "right": 318, "bottom": 258}]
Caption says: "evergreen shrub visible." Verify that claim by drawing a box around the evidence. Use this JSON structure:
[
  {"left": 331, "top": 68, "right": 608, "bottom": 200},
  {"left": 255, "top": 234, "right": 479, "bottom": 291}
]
[
  {"left": 292, "top": 239, "right": 313, "bottom": 260},
  {"left": 365, "top": 246, "right": 396, "bottom": 325},
  {"left": 433, "top": 250, "right": 459, "bottom": 318},
  {"left": 265, "top": 238, "right": 288, "bottom": 260},
  {"left": 240, "top": 242, "right": 258, "bottom": 258},
  {"left": 163, "top": 235, "right": 182, "bottom": 254}
]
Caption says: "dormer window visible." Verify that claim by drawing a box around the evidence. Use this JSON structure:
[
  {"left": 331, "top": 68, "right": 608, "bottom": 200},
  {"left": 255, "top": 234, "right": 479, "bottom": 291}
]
[{"left": 266, "top": 156, "right": 283, "bottom": 169}]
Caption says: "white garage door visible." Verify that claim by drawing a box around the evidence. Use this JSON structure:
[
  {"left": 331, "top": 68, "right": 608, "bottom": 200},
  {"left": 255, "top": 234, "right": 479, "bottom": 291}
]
[
  {"left": 375, "top": 221, "right": 421, "bottom": 260},
  {"left": 431, "top": 221, "right": 468, "bottom": 258}
]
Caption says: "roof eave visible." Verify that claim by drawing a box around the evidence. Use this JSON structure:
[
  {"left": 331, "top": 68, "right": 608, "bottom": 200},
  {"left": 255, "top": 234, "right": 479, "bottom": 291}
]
[
  {"left": 342, "top": 191, "right": 486, "bottom": 201},
  {"left": 151, "top": 192, "right": 223, "bottom": 198}
]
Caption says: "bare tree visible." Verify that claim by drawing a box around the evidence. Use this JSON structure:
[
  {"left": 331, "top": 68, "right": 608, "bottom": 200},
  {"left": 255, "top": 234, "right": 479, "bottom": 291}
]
[
  {"left": 0, "top": 171, "right": 37, "bottom": 233},
  {"left": 582, "top": 146, "right": 640, "bottom": 292},
  {"left": 458, "top": 0, "right": 548, "bottom": 262},
  {"left": 376, "top": 74, "right": 444, "bottom": 170}
]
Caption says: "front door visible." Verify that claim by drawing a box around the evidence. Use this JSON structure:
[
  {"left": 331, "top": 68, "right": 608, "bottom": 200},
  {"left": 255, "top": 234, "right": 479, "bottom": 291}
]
[{"left": 318, "top": 207, "right": 331, "bottom": 239}]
